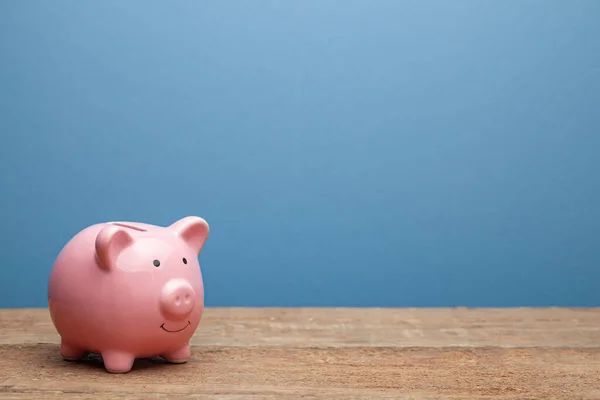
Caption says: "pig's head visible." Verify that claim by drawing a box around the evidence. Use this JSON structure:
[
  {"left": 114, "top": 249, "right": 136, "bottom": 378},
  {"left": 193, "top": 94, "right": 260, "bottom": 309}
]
[{"left": 92, "top": 216, "right": 209, "bottom": 349}]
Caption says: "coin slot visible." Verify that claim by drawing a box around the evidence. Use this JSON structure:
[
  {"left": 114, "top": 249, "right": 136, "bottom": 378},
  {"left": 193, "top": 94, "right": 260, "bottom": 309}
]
[{"left": 111, "top": 222, "right": 147, "bottom": 232}]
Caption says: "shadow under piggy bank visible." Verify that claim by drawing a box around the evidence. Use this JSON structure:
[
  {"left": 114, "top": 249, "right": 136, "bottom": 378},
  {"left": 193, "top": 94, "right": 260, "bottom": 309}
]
[{"left": 69, "top": 352, "right": 181, "bottom": 373}]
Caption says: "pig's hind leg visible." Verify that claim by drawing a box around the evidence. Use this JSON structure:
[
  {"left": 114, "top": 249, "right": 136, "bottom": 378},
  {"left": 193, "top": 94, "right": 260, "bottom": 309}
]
[{"left": 60, "top": 341, "right": 87, "bottom": 361}]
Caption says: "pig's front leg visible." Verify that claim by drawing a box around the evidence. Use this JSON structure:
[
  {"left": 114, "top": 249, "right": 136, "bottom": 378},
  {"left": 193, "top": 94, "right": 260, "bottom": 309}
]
[
  {"left": 101, "top": 350, "right": 136, "bottom": 373},
  {"left": 161, "top": 343, "right": 190, "bottom": 363}
]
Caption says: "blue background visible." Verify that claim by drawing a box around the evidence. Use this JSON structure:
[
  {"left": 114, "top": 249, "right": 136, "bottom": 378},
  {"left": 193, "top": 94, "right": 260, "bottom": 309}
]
[{"left": 1, "top": 1, "right": 599, "bottom": 308}]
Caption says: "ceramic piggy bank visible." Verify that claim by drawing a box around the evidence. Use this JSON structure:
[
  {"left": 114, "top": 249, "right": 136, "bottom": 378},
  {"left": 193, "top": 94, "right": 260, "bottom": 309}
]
[{"left": 48, "top": 216, "right": 209, "bottom": 373}]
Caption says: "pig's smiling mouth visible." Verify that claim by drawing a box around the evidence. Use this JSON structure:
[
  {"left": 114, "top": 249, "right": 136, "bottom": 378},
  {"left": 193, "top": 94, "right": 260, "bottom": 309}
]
[{"left": 160, "top": 320, "right": 191, "bottom": 333}]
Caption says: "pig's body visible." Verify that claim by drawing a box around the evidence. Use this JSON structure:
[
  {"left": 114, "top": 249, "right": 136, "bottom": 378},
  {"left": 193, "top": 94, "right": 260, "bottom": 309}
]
[{"left": 48, "top": 217, "right": 209, "bottom": 373}]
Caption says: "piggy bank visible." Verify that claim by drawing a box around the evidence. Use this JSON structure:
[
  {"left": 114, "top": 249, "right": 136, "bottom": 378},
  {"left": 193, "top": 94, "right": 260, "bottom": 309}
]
[{"left": 47, "top": 216, "right": 209, "bottom": 373}]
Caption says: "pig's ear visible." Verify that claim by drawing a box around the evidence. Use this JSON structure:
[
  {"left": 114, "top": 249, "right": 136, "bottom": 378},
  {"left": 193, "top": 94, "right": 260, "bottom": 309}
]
[
  {"left": 95, "top": 225, "right": 135, "bottom": 270},
  {"left": 169, "top": 216, "right": 210, "bottom": 254}
]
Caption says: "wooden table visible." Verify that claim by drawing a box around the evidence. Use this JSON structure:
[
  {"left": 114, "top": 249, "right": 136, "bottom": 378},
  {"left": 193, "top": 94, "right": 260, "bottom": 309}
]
[{"left": 0, "top": 308, "right": 598, "bottom": 399}]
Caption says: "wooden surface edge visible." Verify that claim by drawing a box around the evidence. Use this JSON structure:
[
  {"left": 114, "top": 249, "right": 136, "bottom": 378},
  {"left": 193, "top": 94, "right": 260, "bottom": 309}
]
[{"left": 1, "top": 307, "right": 599, "bottom": 348}]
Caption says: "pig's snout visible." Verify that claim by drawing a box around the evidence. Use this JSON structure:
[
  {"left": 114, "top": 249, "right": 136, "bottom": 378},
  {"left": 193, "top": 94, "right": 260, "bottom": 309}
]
[{"left": 160, "top": 279, "right": 196, "bottom": 320}]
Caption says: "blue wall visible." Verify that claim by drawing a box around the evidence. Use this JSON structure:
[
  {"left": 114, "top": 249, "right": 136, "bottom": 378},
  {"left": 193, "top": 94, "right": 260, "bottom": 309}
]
[{"left": 1, "top": 1, "right": 599, "bottom": 308}]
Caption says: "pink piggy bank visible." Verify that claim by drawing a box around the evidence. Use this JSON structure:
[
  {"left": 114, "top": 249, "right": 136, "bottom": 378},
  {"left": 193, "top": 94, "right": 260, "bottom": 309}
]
[{"left": 48, "top": 216, "right": 210, "bottom": 373}]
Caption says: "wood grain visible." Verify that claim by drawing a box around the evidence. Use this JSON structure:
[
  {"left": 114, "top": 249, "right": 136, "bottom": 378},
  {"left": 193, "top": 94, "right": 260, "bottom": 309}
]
[{"left": 1, "top": 308, "right": 599, "bottom": 399}]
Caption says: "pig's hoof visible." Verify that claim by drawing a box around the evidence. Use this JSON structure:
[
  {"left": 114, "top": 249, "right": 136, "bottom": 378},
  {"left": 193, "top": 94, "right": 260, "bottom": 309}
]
[
  {"left": 162, "top": 343, "right": 190, "bottom": 364},
  {"left": 60, "top": 342, "right": 86, "bottom": 361},
  {"left": 101, "top": 350, "right": 135, "bottom": 373}
]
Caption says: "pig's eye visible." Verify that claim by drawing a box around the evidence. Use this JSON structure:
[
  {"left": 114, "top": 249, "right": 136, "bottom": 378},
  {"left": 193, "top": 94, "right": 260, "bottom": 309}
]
[
  {"left": 182, "top": 258, "right": 188, "bottom": 265},
  {"left": 153, "top": 259, "right": 161, "bottom": 267}
]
